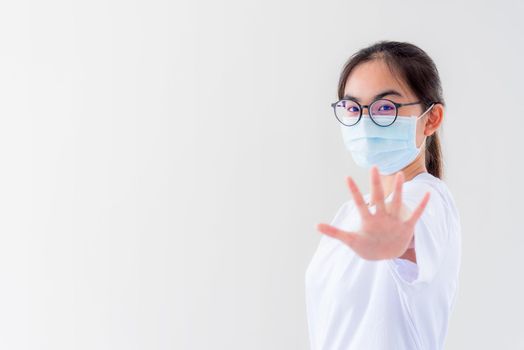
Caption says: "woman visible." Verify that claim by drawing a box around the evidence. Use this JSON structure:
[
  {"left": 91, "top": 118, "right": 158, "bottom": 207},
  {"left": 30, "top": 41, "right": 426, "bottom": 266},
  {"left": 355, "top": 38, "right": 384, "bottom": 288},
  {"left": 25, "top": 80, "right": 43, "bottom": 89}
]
[{"left": 305, "top": 41, "right": 461, "bottom": 350}]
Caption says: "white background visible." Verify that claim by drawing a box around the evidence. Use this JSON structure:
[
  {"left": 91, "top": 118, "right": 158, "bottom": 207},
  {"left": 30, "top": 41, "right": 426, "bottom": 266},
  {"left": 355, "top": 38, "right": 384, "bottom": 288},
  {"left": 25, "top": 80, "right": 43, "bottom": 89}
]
[{"left": 0, "top": 0, "right": 522, "bottom": 349}]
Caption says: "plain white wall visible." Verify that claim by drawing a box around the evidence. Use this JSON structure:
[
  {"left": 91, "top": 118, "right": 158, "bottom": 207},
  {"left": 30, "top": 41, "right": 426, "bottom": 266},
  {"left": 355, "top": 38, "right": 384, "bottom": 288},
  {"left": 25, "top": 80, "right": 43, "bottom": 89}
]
[{"left": 0, "top": 0, "right": 522, "bottom": 349}]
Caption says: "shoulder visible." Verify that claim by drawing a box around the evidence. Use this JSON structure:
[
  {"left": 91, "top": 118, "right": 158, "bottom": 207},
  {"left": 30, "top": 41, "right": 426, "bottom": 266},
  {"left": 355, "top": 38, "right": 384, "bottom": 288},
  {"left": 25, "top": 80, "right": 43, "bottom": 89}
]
[
  {"left": 404, "top": 172, "right": 447, "bottom": 197},
  {"left": 403, "top": 172, "right": 461, "bottom": 241},
  {"left": 403, "top": 173, "right": 452, "bottom": 207}
]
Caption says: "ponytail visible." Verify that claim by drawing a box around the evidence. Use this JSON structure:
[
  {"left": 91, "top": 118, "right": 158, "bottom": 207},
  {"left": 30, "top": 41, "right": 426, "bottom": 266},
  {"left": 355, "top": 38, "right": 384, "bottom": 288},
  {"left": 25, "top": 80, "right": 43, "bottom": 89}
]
[{"left": 425, "top": 131, "right": 443, "bottom": 179}]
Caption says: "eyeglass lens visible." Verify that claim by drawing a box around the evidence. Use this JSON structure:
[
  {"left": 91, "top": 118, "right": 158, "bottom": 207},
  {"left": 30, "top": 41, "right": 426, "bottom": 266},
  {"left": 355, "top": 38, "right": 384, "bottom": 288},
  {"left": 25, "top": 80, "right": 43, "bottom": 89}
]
[{"left": 334, "top": 99, "right": 397, "bottom": 127}]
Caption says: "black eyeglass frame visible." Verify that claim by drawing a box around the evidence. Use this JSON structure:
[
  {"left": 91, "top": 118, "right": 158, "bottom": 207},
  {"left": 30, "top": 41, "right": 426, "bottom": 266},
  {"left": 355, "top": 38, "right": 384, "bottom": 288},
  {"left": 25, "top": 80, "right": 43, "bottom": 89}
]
[{"left": 330, "top": 98, "right": 435, "bottom": 127}]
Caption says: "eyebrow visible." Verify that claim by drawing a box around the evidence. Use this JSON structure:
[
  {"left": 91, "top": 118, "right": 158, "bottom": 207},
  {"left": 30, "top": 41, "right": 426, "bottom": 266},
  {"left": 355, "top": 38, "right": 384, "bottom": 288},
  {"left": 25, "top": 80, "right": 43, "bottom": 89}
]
[{"left": 342, "top": 89, "right": 403, "bottom": 103}]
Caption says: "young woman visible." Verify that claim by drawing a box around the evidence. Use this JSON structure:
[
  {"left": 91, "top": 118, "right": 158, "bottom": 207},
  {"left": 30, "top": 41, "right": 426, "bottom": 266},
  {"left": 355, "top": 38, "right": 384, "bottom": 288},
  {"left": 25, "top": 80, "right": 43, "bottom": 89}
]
[{"left": 305, "top": 41, "right": 462, "bottom": 350}]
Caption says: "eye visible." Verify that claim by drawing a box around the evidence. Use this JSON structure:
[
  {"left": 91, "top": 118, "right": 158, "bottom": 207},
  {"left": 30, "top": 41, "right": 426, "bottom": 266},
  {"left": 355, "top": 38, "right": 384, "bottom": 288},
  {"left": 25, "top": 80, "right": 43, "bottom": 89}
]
[
  {"left": 378, "top": 104, "right": 394, "bottom": 111},
  {"left": 347, "top": 106, "right": 359, "bottom": 112}
]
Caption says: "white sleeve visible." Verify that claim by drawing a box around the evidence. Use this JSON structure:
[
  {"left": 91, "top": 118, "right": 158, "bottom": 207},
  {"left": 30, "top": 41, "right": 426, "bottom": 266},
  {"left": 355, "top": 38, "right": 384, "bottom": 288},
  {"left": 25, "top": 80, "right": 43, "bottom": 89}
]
[{"left": 386, "top": 181, "right": 450, "bottom": 286}]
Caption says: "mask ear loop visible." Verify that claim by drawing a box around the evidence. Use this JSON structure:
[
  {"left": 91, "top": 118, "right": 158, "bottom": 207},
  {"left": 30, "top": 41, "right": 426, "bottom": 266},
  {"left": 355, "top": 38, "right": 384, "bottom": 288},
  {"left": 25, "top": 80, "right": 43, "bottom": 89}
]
[
  {"left": 415, "top": 102, "right": 436, "bottom": 149},
  {"left": 416, "top": 102, "right": 436, "bottom": 120}
]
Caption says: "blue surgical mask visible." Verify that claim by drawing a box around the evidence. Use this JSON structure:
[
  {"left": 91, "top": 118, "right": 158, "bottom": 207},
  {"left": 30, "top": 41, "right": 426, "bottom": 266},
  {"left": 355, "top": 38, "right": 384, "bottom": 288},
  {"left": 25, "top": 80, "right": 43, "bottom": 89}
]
[{"left": 340, "top": 104, "right": 434, "bottom": 175}]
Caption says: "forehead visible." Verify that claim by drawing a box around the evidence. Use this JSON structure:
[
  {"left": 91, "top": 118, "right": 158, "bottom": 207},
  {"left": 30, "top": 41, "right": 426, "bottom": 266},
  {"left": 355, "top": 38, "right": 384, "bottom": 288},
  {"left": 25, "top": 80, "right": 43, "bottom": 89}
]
[{"left": 343, "top": 59, "right": 412, "bottom": 99}]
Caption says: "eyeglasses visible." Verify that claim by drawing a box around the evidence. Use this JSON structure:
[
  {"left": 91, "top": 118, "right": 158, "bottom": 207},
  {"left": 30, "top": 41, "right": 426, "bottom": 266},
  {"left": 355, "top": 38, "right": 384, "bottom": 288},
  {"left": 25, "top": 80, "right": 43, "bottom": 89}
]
[{"left": 331, "top": 98, "right": 431, "bottom": 127}]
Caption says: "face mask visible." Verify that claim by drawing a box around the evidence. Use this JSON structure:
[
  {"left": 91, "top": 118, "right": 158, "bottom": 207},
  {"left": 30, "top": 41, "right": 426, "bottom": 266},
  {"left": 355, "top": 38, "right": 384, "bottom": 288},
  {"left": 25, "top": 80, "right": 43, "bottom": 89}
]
[{"left": 340, "top": 104, "right": 434, "bottom": 175}]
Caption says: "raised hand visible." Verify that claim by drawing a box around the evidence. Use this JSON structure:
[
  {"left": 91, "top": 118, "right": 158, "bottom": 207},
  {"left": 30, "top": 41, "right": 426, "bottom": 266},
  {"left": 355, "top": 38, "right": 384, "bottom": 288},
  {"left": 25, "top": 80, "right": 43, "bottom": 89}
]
[{"left": 316, "top": 166, "right": 431, "bottom": 260}]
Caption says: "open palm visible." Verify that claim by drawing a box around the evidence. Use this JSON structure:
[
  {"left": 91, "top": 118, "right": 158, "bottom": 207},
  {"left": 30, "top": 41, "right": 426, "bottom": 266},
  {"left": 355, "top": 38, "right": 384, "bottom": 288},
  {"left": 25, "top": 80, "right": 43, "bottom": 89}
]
[{"left": 317, "top": 166, "right": 431, "bottom": 260}]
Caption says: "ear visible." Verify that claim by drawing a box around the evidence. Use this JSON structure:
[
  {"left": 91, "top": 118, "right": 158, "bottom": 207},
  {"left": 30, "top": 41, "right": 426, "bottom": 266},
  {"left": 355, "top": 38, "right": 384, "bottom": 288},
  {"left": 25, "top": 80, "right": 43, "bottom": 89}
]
[{"left": 424, "top": 103, "right": 444, "bottom": 136}]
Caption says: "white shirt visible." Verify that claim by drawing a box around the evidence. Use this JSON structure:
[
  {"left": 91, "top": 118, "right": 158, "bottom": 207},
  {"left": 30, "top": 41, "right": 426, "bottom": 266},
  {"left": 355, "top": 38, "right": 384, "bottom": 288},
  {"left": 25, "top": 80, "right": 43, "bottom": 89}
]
[{"left": 305, "top": 172, "right": 462, "bottom": 350}]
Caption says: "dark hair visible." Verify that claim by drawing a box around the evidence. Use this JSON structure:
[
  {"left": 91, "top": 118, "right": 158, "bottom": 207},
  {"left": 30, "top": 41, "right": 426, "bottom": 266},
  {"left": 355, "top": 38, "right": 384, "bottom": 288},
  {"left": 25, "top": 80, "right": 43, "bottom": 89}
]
[{"left": 337, "top": 40, "right": 445, "bottom": 179}]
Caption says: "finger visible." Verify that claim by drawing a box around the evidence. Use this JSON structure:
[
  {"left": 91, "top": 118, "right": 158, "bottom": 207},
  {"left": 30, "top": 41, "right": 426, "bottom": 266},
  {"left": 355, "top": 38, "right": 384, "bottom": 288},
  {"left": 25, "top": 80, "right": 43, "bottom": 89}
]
[
  {"left": 317, "top": 223, "right": 359, "bottom": 247},
  {"left": 346, "top": 176, "right": 371, "bottom": 220},
  {"left": 370, "top": 166, "right": 386, "bottom": 214},
  {"left": 405, "top": 191, "right": 431, "bottom": 227},
  {"left": 390, "top": 171, "right": 405, "bottom": 217}
]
